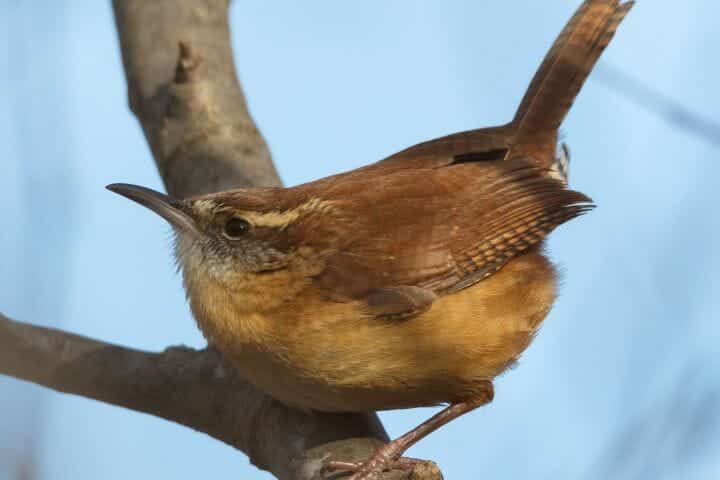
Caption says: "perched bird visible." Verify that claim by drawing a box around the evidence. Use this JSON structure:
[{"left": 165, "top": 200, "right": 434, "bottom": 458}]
[{"left": 109, "top": 1, "right": 633, "bottom": 478}]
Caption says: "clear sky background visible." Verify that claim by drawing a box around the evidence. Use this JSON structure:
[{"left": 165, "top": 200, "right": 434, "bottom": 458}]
[{"left": 1, "top": 1, "right": 718, "bottom": 479}]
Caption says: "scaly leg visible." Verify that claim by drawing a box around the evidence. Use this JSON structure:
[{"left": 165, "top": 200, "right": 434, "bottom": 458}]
[{"left": 323, "top": 381, "right": 493, "bottom": 480}]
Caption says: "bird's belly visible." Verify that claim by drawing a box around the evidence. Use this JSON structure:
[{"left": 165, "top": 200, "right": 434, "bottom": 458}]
[{"left": 195, "top": 253, "right": 557, "bottom": 412}]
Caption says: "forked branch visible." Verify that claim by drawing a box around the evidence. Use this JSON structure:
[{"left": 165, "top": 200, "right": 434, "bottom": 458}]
[{"left": 0, "top": 0, "right": 448, "bottom": 479}]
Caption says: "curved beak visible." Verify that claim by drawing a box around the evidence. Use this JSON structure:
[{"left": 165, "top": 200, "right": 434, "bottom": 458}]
[{"left": 106, "top": 183, "right": 201, "bottom": 237}]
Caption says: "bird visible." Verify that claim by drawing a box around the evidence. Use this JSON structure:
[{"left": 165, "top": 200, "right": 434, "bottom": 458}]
[{"left": 108, "top": 1, "right": 633, "bottom": 478}]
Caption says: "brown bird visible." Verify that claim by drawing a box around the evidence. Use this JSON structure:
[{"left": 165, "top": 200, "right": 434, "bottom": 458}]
[{"left": 108, "top": 1, "right": 633, "bottom": 478}]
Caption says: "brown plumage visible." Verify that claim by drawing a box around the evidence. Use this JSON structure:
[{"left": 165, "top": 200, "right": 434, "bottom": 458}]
[
  {"left": 173, "top": 161, "right": 587, "bottom": 413},
  {"left": 108, "top": 1, "right": 633, "bottom": 478}
]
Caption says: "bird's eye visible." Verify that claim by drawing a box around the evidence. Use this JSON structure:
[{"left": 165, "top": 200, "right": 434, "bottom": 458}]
[{"left": 223, "top": 217, "right": 251, "bottom": 239}]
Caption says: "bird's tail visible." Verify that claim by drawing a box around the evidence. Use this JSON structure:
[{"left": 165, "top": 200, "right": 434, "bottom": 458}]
[{"left": 511, "top": 0, "right": 634, "bottom": 143}]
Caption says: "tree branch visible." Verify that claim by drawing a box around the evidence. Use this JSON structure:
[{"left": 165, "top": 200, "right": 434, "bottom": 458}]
[
  {"left": 112, "top": 0, "right": 280, "bottom": 197},
  {"left": 0, "top": 313, "right": 391, "bottom": 480},
  {"left": 0, "top": 0, "right": 446, "bottom": 478}
]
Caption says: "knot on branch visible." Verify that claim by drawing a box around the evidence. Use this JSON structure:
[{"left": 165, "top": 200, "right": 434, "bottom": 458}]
[{"left": 175, "top": 41, "right": 202, "bottom": 83}]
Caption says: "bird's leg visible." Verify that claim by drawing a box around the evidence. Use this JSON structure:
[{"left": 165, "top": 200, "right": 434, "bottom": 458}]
[{"left": 323, "top": 381, "right": 493, "bottom": 480}]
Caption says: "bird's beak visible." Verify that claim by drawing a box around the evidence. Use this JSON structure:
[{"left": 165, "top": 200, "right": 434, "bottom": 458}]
[{"left": 106, "top": 183, "right": 202, "bottom": 237}]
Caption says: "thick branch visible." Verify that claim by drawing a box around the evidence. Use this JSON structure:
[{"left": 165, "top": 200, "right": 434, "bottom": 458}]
[
  {"left": 0, "top": 313, "right": 390, "bottom": 480},
  {"left": 113, "top": 0, "right": 280, "bottom": 197},
  {"left": 0, "top": 0, "right": 447, "bottom": 478},
  {"left": 113, "top": 0, "right": 406, "bottom": 476},
  {"left": 0, "top": 0, "right": 441, "bottom": 479}
]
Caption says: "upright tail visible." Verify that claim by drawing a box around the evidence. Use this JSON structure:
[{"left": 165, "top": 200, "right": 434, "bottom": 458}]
[
  {"left": 378, "top": 0, "right": 634, "bottom": 171},
  {"left": 512, "top": 0, "right": 634, "bottom": 139}
]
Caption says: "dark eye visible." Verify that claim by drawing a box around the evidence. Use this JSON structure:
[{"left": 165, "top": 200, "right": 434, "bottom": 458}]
[{"left": 223, "top": 217, "right": 251, "bottom": 239}]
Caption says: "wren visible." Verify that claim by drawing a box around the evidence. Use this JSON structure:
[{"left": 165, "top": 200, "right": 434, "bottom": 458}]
[{"left": 109, "top": 1, "right": 633, "bottom": 478}]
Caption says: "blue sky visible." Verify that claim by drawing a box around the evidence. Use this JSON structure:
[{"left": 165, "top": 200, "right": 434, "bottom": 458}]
[{"left": 1, "top": 1, "right": 718, "bottom": 479}]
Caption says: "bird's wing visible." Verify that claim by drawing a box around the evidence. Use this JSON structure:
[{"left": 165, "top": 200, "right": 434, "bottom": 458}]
[{"left": 312, "top": 159, "right": 592, "bottom": 315}]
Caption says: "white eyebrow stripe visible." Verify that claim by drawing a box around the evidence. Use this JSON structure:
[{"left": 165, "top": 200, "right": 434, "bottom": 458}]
[
  {"left": 243, "top": 209, "right": 301, "bottom": 228},
  {"left": 240, "top": 198, "right": 338, "bottom": 229}
]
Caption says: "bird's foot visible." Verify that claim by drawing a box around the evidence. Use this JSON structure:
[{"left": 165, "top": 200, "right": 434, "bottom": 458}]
[{"left": 323, "top": 450, "right": 433, "bottom": 480}]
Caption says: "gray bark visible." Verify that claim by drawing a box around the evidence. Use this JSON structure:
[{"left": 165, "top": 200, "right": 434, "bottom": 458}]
[{"left": 0, "top": 1, "right": 445, "bottom": 479}]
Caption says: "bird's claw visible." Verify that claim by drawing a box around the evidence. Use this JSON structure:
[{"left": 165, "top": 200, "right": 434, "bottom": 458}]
[{"left": 322, "top": 455, "right": 428, "bottom": 480}]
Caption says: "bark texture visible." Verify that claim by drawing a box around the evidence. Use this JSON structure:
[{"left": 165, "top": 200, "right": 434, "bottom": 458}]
[{"left": 0, "top": 0, "right": 444, "bottom": 479}]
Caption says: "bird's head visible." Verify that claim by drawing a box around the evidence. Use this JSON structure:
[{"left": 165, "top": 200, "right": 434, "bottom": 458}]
[{"left": 106, "top": 184, "right": 340, "bottom": 290}]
